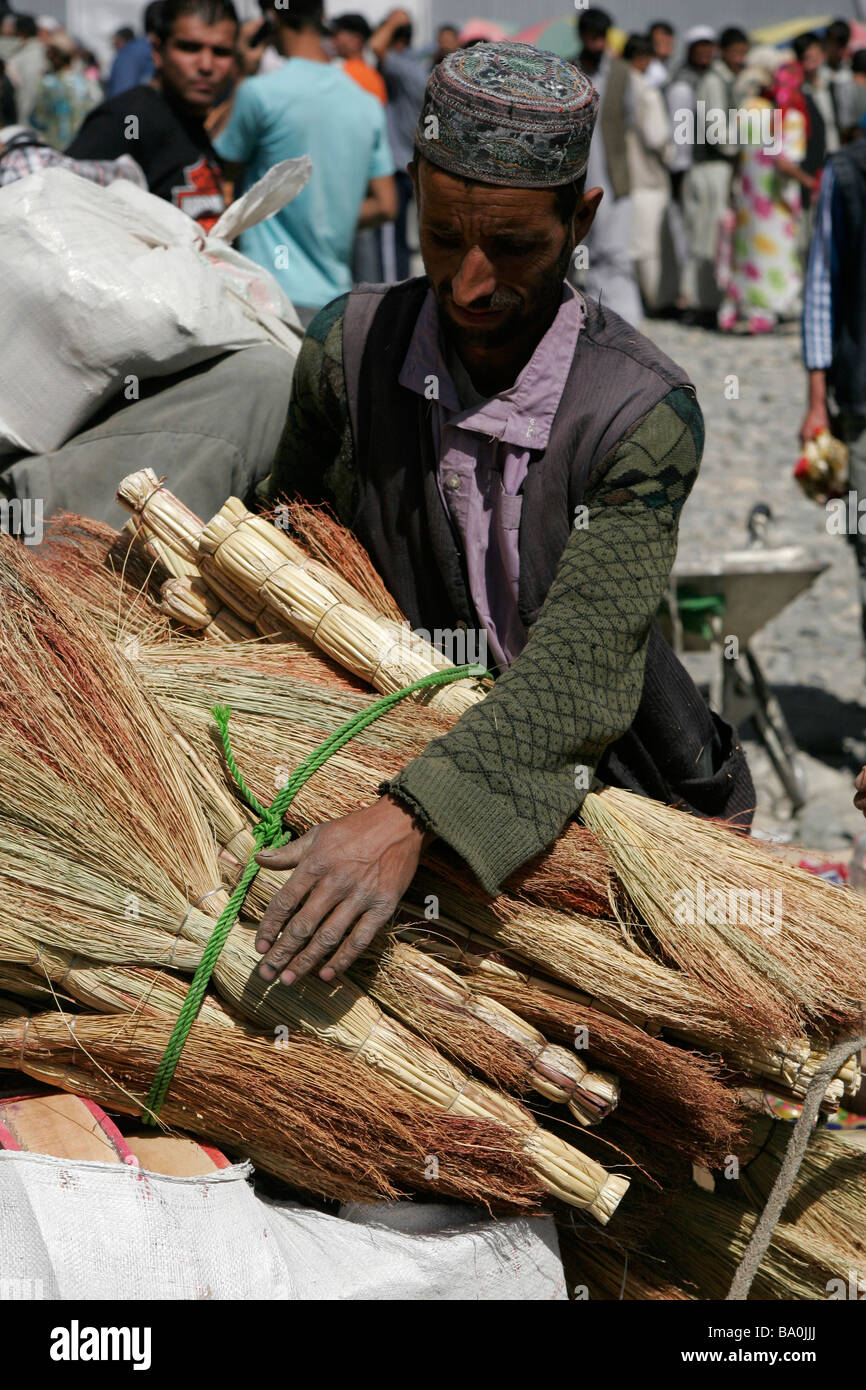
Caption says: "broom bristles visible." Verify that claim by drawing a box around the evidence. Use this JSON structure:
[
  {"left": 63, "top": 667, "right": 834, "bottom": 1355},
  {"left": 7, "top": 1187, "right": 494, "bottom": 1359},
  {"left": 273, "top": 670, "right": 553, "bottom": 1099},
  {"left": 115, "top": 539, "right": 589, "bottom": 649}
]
[
  {"left": 0, "top": 1005, "right": 544, "bottom": 1211},
  {"left": 582, "top": 787, "right": 866, "bottom": 1038}
]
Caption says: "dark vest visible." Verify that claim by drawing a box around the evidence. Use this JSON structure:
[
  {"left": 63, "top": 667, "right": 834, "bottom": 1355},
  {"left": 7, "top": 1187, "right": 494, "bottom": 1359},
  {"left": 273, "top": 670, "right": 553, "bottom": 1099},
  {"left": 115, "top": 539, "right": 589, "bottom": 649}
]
[
  {"left": 829, "top": 140, "right": 866, "bottom": 412},
  {"left": 342, "top": 278, "right": 754, "bottom": 826}
]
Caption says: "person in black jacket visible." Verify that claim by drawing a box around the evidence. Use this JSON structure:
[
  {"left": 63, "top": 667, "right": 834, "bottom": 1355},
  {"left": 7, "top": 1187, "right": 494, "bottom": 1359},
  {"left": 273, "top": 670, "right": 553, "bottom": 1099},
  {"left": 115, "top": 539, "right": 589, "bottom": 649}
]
[{"left": 67, "top": 0, "right": 237, "bottom": 232}]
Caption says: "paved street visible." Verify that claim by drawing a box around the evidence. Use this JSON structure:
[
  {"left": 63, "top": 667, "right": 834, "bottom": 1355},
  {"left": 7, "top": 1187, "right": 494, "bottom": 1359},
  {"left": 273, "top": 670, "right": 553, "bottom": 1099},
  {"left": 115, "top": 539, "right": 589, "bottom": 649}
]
[{"left": 643, "top": 317, "right": 866, "bottom": 853}]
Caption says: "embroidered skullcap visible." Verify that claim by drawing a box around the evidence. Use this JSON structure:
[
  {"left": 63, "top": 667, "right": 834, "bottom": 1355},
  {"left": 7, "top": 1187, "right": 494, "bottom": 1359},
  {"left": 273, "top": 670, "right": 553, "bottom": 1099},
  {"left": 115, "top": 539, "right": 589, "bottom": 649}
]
[{"left": 414, "top": 42, "right": 598, "bottom": 188}]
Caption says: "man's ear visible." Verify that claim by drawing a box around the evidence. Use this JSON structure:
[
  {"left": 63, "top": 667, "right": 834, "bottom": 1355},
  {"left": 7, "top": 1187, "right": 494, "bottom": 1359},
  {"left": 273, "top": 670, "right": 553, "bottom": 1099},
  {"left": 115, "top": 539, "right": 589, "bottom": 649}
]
[
  {"left": 408, "top": 156, "right": 420, "bottom": 204},
  {"left": 151, "top": 35, "right": 164, "bottom": 72},
  {"left": 573, "top": 185, "right": 603, "bottom": 245}
]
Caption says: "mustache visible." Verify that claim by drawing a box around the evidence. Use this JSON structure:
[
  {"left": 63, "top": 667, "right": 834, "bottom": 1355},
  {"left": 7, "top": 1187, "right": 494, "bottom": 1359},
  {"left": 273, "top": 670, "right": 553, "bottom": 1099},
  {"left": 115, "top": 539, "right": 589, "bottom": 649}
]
[{"left": 439, "top": 282, "right": 523, "bottom": 312}]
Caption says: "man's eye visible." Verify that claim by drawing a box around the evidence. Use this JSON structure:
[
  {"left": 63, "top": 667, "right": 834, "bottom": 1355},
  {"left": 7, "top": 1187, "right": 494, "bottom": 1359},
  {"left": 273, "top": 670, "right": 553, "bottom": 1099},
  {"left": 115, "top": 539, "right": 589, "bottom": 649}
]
[
  {"left": 494, "top": 241, "right": 535, "bottom": 257},
  {"left": 429, "top": 231, "right": 460, "bottom": 246}
]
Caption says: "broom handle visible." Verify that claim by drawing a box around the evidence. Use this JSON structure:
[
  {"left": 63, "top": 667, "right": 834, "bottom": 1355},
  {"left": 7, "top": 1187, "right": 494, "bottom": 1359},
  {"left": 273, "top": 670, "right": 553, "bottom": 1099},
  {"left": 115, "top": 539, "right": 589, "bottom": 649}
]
[{"left": 726, "top": 1029, "right": 866, "bottom": 1300}]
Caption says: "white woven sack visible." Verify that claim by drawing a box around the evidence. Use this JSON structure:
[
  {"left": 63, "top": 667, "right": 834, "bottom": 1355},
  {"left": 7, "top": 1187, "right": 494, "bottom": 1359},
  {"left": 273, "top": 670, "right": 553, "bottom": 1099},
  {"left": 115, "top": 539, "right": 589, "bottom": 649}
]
[
  {"left": 0, "top": 1151, "right": 566, "bottom": 1301},
  {"left": 0, "top": 158, "right": 310, "bottom": 457}
]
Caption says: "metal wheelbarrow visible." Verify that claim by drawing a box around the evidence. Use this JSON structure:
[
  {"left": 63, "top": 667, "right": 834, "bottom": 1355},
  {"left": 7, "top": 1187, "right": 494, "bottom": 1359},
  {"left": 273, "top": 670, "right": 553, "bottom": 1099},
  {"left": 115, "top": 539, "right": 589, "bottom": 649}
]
[{"left": 658, "top": 507, "right": 829, "bottom": 810}]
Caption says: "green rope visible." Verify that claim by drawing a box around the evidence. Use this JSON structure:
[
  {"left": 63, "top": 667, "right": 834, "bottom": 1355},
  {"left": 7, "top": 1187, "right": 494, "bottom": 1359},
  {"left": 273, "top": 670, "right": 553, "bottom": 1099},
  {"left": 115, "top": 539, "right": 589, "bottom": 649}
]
[{"left": 141, "top": 662, "right": 489, "bottom": 1123}]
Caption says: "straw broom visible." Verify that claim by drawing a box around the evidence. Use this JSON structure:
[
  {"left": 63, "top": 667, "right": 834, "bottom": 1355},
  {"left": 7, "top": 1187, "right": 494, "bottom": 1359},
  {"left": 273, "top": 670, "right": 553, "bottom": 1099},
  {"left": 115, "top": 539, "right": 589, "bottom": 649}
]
[
  {"left": 196, "top": 498, "right": 487, "bottom": 714},
  {"left": 0, "top": 961, "right": 548, "bottom": 1211},
  {"left": 0, "top": 1003, "right": 546, "bottom": 1210},
  {"left": 270, "top": 498, "right": 405, "bottom": 623},
  {"left": 127, "top": 631, "right": 612, "bottom": 910},
  {"left": 350, "top": 933, "right": 620, "bottom": 1126},
  {"left": 116, "top": 473, "right": 409, "bottom": 639},
  {"left": 115, "top": 469, "right": 204, "bottom": 566},
  {"left": 581, "top": 787, "right": 866, "bottom": 1038}
]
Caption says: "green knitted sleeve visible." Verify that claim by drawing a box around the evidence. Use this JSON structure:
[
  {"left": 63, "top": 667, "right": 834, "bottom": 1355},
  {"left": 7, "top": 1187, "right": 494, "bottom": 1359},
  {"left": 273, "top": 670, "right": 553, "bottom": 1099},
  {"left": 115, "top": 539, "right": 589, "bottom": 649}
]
[
  {"left": 383, "top": 388, "right": 703, "bottom": 896},
  {"left": 258, "top": 295, "right": 358, "bottom": 519}
]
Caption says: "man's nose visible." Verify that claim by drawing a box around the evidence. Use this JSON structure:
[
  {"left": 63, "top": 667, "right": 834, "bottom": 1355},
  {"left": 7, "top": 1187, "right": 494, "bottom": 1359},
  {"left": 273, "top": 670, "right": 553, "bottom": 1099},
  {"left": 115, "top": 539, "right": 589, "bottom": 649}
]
[
  {"left": 451, "top": 246, "right": 497, "bottom": 306},
  {"left": 198, "top": 47, "right": 215, "bottom": 72}
]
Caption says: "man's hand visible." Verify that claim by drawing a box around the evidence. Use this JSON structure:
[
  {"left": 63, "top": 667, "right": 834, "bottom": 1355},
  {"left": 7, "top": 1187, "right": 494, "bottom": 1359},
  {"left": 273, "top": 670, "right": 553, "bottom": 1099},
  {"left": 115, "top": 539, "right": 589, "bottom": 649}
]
[
  {"left": 855, "top": 767, "right": 866, "bottom": 815},
  {"left": 253, "top": 796, "right": 432, "bottom": 985},
  {"left": 800, "top": 401, "right": 830, "bottom": 443}
]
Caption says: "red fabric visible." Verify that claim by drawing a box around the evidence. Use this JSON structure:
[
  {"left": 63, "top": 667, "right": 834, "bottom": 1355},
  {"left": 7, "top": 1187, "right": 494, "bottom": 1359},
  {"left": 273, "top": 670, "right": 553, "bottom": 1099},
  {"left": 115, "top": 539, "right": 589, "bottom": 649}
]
[{"left": 772, "top": 61, "right": 811, "bottom": 139}]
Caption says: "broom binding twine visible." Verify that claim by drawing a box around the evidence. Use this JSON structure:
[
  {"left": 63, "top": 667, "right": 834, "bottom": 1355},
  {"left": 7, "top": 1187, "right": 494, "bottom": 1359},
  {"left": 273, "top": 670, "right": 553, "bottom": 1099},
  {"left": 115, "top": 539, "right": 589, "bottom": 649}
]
[{"left": 142, "top": 663, "right": 490, "bottom": 1123}]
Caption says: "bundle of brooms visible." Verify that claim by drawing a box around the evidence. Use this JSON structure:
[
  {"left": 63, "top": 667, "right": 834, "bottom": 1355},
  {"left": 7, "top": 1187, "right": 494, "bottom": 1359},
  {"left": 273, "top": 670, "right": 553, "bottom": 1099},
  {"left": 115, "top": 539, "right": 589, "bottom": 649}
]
[
  {"left": 109, "top": 478, "right": 866, "bottom": 1038},
  {"left": 0, "top": 535, "right": 628, "bottom": 1222},
  {"left": 19, "top": 490, "right": 866, "bottom": 1289},
  {"left": 37, "top": 508, "right": 866, "bottom": 1106}
]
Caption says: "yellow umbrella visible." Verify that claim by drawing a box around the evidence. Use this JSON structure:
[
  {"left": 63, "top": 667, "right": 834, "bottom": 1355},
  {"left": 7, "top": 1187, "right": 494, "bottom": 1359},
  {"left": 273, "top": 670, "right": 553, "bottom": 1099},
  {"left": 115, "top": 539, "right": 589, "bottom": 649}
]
[{"left": 749, "top": 15, "right": 831, "bottom": 44}]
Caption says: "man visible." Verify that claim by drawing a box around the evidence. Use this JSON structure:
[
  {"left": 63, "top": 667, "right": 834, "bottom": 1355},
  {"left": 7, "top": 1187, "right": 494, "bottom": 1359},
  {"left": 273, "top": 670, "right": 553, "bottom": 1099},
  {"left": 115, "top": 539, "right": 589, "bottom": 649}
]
[
  {"left": 331, "top": 14, "right": 387, "bottom": 287},
  {"left": 4, "top": 14, "right": 46, "bottom": 125},
  {"left": 646, "top": 19, "right": 674, "bottom": 88},
  {"left": 0, "top": 55, "right": 14, "bottom": 125},
  {"left": 679, "top": 27, "right": 746, "bottom": 317},
  {"left": 106, "top": 4, "right": 163, "bottom": 99},
  {"left": 369, "top": 8, "right": 429, "bottom": 279},
  {"left": 664, "top": 26, "right": 715, "bottom": 308},
  {"left": 433, "top": 24, "right": 460, "bottom": 66},
  {"left": 623, "top": 33, "right": 673, "bottom": 310},
  {"left": 332, "top": 12, "right": 385, "bottom": 104},
  {"left": 822, "top": 18, "right": 854, "bottom": 137},
  {"left": 795, "top": 30, "right": 840, "bottom": 190},
  {"left": 574, "top": 7, "right": 642, "bottom": 325},
  {"left": 801, "top": 131, "right": 866, "bottom": 642},
  {"left": 251, "top": 43, "right": 753, "bottom": 989},
  {"left": 215, "top": 0, "right": 395, "bottom": 327},
  {"left": 67, "top": 0, "right": 236, "bottom": 233},
  {"left": 30, "top": 30, "right": 101, "bottom": 150},
  {"left": 847, "top": 49, "right": 866, "bottom": 138}
]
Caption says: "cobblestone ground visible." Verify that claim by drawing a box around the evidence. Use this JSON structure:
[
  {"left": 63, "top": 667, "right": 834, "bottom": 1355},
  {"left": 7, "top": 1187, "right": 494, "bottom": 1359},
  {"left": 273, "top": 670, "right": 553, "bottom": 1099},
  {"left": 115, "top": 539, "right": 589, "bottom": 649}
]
[{"left": 643, "top": 317, "right": 866, "bottom": 854}]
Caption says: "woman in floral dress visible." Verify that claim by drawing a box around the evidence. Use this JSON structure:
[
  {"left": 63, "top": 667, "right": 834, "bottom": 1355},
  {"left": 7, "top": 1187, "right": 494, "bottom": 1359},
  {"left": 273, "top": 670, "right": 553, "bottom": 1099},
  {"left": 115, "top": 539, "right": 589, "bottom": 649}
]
[{"left": 718, "top": 59, "right": 817, "bottom": 333}]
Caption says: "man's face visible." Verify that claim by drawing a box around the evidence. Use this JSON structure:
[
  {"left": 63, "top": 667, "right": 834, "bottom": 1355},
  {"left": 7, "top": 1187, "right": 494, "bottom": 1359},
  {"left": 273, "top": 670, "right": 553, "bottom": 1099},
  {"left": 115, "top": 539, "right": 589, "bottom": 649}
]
[
  {"left": 631, "top": 52, "right": 652, "bottom": 73},
  {"left": 722, "top": 40, "right": 749, "bottom": 74},
  {"left": 801, "top": 41, "right": 823, "bottom": 77},
  {"left": 824, "top": 37, "right": 846, "bottom": 68},
  {"left": 580, "top": 29, "right": 607, "bottom": 61},
  {"left": 691, "top": 41, "right": 715, "bottom": 71},
  {"left": 413, "top": 158, "right": 595, "bottom": 356},
  {"left": 438, "top": 27, "right": 459, "bottom": 55},
  {"left": 334, "top": 27, "right": 363, "bottom": 59},
  {"left": 154, "top": 13, "right": 238, "bottom": 111},
  {"left": 650, "top": 27, "right": 674, "bottom": 60}
]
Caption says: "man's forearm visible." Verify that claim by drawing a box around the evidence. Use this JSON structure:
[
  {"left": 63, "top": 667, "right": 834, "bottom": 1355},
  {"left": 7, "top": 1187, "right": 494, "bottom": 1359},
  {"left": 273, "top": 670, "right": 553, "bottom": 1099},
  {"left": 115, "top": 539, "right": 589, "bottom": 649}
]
[{"left": 808, "top": 368, "right": 827, "bottom": 409}]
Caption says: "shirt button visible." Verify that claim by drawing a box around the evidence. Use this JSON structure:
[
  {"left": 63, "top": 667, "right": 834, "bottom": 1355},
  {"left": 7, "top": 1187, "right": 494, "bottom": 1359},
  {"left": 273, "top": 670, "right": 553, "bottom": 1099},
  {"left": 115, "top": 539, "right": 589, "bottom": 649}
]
[{"left": 446, "top": 473, "right": 461, "bottom": 491}]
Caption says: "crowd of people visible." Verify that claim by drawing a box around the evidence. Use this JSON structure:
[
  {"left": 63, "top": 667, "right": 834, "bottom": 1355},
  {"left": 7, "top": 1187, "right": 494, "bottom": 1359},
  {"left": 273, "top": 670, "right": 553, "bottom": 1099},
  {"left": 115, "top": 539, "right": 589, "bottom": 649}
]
[{"left": 1, "top": 3, "right": 864, "bottom": 336}]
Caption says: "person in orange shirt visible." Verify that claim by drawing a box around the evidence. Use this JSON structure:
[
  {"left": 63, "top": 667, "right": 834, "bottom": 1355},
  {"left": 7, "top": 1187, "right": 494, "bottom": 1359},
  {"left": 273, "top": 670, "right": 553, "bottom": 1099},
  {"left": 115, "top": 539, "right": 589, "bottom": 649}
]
[{"left": 333, "top": 13, "right": 386, "bottom": 103}]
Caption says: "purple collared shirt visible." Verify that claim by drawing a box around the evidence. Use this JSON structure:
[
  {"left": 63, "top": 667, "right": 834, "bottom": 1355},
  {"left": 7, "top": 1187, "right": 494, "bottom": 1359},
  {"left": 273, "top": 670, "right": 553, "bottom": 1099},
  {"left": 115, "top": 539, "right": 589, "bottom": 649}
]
[{"left": 399, "top": 284, "right": 584, "bottom": 670}]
